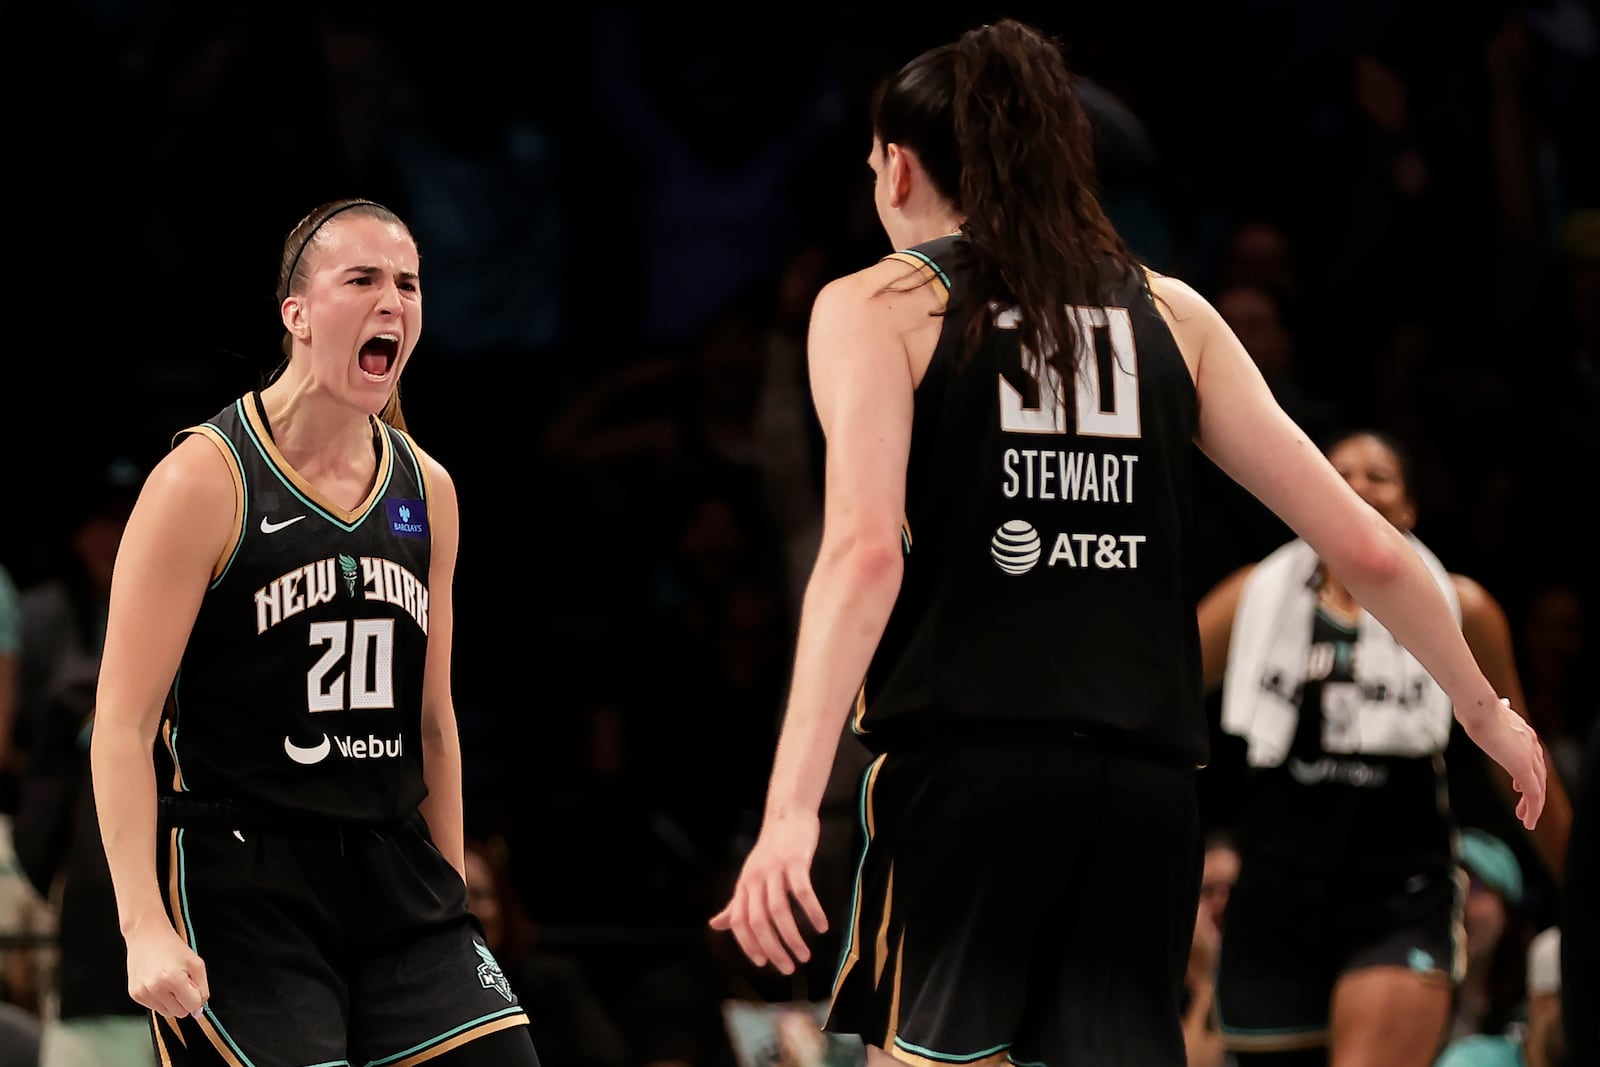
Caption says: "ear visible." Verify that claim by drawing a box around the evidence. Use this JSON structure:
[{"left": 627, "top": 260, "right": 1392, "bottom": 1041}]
[
  {"left": 281, "top": 296, "right": 310, "bottom": 341},
  {"left": 885, "top": 142, "right": 914, "bottom": 209}
]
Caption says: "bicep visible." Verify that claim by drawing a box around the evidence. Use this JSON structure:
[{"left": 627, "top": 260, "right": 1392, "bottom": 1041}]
[
  {"left": 96, "top": 439, "right": 236, "bottom": 738},
  {"left": 808, "top": 279, "right": 916, "bottom": 543}
]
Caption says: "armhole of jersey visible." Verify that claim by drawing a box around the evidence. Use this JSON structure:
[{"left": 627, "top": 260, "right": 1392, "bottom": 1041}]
[
  {"left": 176, "top": 424, "right": 247, "bottom": 585},
  {"left": 882, "top": 250, "right": 951, "bottom": 301},
  {"left": 390, "top": 426, "right": 431, "bottom": 504}
]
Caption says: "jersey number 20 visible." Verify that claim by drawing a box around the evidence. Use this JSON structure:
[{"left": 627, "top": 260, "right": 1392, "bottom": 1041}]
[
  {"left": 997, "top": 305, "right": 1140, "bottom": 438},
  {"left": 306, "top": 619, "right": 396, "bottom": 712}
]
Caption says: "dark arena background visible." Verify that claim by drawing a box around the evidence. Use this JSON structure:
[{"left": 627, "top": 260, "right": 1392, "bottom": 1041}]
[{"left": 0, "top": 3, "right": 1595, "bottom": 1066}]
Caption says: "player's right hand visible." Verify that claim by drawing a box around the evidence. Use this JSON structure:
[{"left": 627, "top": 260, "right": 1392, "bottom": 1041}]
[
  {"left": 1460, "top": 697, "right": 1547, "bottom": 830},
  {"left": 126, "top": 922, "right": 210, "bottom": 1019},
  {"left": 709, "top": 811, "right": 829, "bottom": 975}
]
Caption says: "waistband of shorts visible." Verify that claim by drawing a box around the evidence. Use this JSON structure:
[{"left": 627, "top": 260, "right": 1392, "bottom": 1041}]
[{"left": 156, "top": 793, "right": 411, "bottom": 836}]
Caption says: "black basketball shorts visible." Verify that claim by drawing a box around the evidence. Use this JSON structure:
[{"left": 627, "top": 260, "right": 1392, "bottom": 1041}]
[
  {"left": 824, "top": 740, "right": 1202, "bottom": 1067},
  {"left": 150, "top": 809, "right": 527, "bottom": 1066},
  {"left": 1215, "top": 852, "right": 1463, "bottom": 1052}
]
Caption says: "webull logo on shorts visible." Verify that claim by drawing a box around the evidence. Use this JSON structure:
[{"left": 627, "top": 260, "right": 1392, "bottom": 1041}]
[{"left": 283, "top": 733, "right": 403, "bottom": 765}]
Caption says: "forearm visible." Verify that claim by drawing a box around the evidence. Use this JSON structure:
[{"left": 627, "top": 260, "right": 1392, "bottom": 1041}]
[
  {"left": 764, "top": 542, "right": 902, "bottom": 819},
  {"left": 1181, "top": 976, "right": 1222, "bottom": 1067},
  {"left": 419, "top": 711, "right": 465, "bottom": 880},
  {"left": 90, "top": 719, "right": 168, "bottom": 936},
  {"left": 1331, "top": 525, "right": 1500, "bottom": 723}
]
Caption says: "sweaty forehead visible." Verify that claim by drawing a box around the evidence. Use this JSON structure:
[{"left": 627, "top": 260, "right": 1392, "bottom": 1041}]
[{"left": 309, "top": 216, "right": 418, "bottom": 273}]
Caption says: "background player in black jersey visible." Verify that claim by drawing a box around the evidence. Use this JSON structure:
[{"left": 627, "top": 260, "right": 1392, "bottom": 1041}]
[
  {"left": 709, "top": 19, "right": 1548, "bottom": 1067},
  {"left": 90, "top": 199, "right": 540, "bottom": 1065},
  {"left": 1196, "top": 429, "right": 1572, "bottom": 1066}
]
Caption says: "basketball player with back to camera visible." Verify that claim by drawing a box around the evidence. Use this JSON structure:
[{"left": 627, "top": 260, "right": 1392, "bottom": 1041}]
[
  {"left": 710, "top": 19, "right": 1548, "bottom": 1067},
  {"left": 90, "top": 199, "right": 541, "bottom": 1066}
]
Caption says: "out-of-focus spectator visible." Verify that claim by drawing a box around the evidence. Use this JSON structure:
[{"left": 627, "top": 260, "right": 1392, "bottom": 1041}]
[
  {"left": 11, "top": 457, "right": 153, "bottom": 1067},
  {"left": 16, "top": 458, "right": 140, "bottom": 748},
  {"left": 1450, "top": 829, "right": 1535, "bottom": 1045},
  {"left": 1183, "top": 830, "right": 1240, "bottom": 1067},
  {"left": 1563, "top": 711, "right": 1600, "bottom": 1064},
  {"left": 0, "top": 562, "right": 20, "bottom": 794},
  {"left": 1435, "top": 925, "right": 1563, "bottom": 1067}
]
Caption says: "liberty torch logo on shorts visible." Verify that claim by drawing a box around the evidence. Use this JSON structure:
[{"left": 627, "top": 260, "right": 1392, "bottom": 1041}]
[{"left": 474, "top": 941, "right": 514, "bottom": 1002}]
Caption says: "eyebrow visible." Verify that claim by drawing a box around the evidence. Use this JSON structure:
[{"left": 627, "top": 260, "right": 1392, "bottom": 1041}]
[{"left": 346, "top": 264, "right": 420, "bottom": 283}]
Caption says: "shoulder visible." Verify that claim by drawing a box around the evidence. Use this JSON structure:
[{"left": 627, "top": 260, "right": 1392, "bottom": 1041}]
[
  {"left": 1141, "top": 267, "right": 1216, "bottom": 322},
  {"left": 1140, "top": 267, "right": 1222, "bottom": 377},
  {"left": 1216, "top": 562, "right": 1258, "bottom": 592},
  {"left": 814, "top": 256, "right": 946, "bottom": 324},
  {"left": 148, "top": 434, "right": 241, "bottom": 513},
  {"left": 1450, "top": 573, "right": 1505, "bottom": 622},
  {"left": 394, "top": 433, "right": 458, "bottom": 525},
  {"left": 1199, "top": 562, "right": 1258, "bottom": 614}
]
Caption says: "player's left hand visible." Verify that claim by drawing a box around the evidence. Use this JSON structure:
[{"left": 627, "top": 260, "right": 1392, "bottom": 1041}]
[{"left": 710, "top": 812, "right": 829, "bottom": 975}]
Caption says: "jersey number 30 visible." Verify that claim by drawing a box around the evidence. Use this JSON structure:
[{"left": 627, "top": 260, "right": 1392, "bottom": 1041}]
[
  {"left": 997, "top": 305, "right": 1141, "bottom": 438},
  {"left": 306, "top": 619, "right": 396, "bottom": 712}
]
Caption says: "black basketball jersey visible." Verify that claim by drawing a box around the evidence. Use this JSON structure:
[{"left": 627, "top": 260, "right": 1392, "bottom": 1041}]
[
  {"left": 156, "top": 393, "right": 433, "bottom": 824},
  {"left": 1236, "top": 607, "right": 1452, "bottom": 870},
  {"left": 855, "top": 235, "right": 1206, "bottom": 766}
]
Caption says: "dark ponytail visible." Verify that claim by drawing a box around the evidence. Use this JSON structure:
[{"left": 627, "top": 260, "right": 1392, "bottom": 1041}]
[{"left": 874, "top": 19, "right": 1140, "bottom": 386}]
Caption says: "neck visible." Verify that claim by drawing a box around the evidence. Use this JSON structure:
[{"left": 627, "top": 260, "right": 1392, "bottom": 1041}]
[
  {"left": 894, "top": 211, "right": 966, "bottom": 250},
  {"left": 258, "top": 375, "right": 373, "bottom": 463}
]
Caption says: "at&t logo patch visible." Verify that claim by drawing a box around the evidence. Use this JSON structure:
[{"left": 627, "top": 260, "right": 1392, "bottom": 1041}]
[{"left": 990, "top": 520, "right": 1042, "bottom": 574}]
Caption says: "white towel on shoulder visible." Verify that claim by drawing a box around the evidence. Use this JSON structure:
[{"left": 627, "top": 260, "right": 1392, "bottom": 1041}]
[{"left": 1220, "top": 535, "right": 1460, "bottom": 767}]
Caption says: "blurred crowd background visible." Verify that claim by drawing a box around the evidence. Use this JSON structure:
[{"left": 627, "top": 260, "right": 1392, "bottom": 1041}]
[{"left": 0, "top": 2, "right": 1596, "bottom": 1066}]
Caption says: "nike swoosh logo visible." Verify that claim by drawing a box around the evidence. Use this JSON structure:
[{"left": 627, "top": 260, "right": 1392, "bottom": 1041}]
[
  {"left": 260, "top": 515, "right": 307, "bottom": 534},
  {"left": 284, "top": 734, "right": 331, "bottom": 765}
]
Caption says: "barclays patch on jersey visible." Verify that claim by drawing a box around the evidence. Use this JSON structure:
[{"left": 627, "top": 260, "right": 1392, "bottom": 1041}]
[{"left": 386, "top": 498, "right": 428, "bottom": 538}]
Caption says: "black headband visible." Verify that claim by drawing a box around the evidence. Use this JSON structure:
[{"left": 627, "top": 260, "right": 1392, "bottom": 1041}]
[{"left": 283, "top": 199, "right": 386, "bottom": 299}]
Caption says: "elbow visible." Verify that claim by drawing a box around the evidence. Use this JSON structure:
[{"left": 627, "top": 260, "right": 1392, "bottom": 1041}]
[
  {"left": 821, "top": 530, "right": 904, "bottom": 588},
  {"left": 853, "top": 542, "right": 904, "bottom": 589},
  {"left": 1340, "top": 519, "right": 1409, "bottom": 589}
]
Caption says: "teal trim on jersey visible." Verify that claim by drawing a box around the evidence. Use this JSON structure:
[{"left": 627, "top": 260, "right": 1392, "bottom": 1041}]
[
  {"left": 896, "top": 247, "right": 952, "bottom": 289},
  {"left": 1008, "top": 1057, "right": 1047, "bottom": 1067},
  {"left": 1215, "top": 1014, "right": 1327, "bottom": 1037},
  {"left": 176, "top": 829, "right": 197, "bottom": 952},
  {"left": 363, "top": 1006, "right": 526, "bottom": 1066},
  {"left": 894, "top": 1037, "right": 1009, "bottom": 1062},
  {"left": 301, "top": 1061, "right": 352, "bottom": 1066},
  {"left": 389, "top": 426, "right": 425, "bottom": 500},
  {"left": 830, "top": 760, "right": 878, "bottom": 992},
  {"left": 176, "top": 828, "right": 263, "bottom": 1066},
  {"left": 203, "top": 422, "right": 250, "bottom": 587},
  {"left": 235, "top": 399, "right": 394, "bottom": 533}
]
